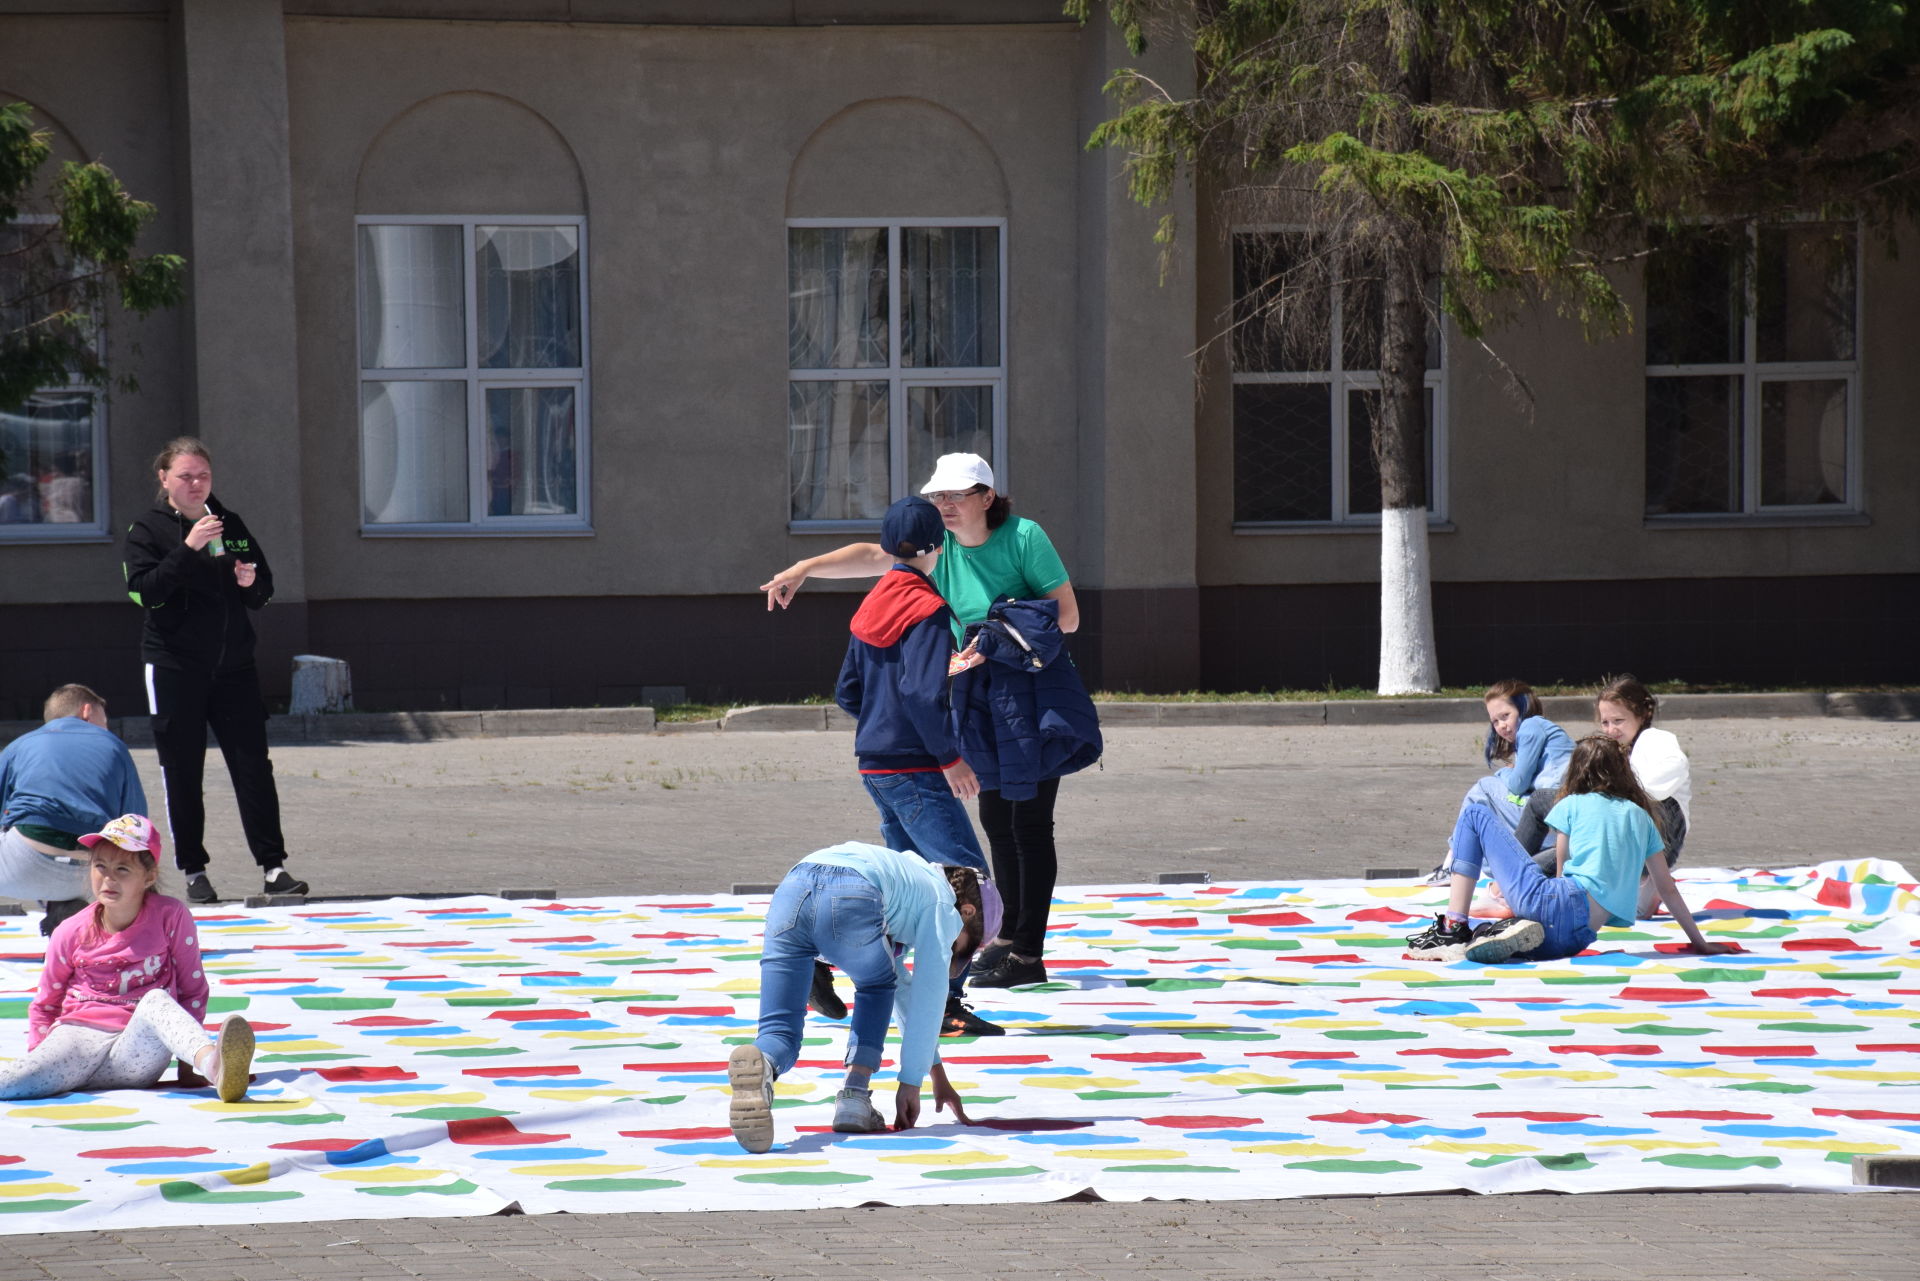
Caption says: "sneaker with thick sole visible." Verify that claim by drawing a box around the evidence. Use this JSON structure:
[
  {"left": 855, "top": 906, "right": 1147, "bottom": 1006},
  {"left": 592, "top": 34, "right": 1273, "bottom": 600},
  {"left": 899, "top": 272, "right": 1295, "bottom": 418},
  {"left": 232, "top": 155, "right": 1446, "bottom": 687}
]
[
  {"left": 942, "top": 997, "right": 1005, "bottom": 1038},
  {"left": 214, "top": 1014, "right": 255, "bottom": 1103},
  {"left": 809, "top": 960, "right": 847, "bottom": 1020},
  {"left": 1423, "top": 863, "right": 1455, "bottom": 887},
  {"left": 968, "top": 940, "right": 1013, "bottom": 977},
  {"left": 830, "top": 1087, "right": 888, "bottom": 1134},
  {"left": 969, "top": 953, "right": 1047, "bottom": 989},
  {"left": 185, "top": 873, "right": 218, "bottom": 905},
  {"left": 1465, "top": 917, "right": 1545, "bottom": 964},
  {"left": 262, "top": 867, "right": 309, "bottom": 896},
  {"left": 726, "top": 1043, "right": 777, "bottom": 1153},
  {"left": 1404, "top": 912, "right": 1472, "bottom": 954}
]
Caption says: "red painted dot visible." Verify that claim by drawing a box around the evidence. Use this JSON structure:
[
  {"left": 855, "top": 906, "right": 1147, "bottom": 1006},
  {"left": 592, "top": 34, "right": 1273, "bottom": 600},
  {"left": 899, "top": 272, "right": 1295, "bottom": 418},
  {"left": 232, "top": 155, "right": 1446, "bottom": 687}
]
[
  {"left": 1143, "top": 1115, "right": 1259, "bottom": 1129},
  {"left": 78, "top": 1146, "right": 214, "bottom": 1159},
  {"left": 445, "top": 1117, "right": 569, "bottom": 1146}
]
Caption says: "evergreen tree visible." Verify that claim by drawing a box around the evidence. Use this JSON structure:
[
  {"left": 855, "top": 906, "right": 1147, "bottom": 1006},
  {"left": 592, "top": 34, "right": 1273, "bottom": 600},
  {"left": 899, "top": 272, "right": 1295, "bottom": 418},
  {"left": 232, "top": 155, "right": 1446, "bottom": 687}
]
[
  {"left": 1068, "top": 0, "right": 1920, "bottom": 692},
  {"left": 1, "top": 101, "right": 184, "bottom": 467}
]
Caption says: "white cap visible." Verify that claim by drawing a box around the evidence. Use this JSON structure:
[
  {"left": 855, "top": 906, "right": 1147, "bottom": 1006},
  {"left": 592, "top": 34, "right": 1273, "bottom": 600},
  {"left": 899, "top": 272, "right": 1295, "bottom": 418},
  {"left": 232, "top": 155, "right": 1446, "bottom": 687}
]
[{"left": 919, "top": 452, "right": 995, "bottom": 495}]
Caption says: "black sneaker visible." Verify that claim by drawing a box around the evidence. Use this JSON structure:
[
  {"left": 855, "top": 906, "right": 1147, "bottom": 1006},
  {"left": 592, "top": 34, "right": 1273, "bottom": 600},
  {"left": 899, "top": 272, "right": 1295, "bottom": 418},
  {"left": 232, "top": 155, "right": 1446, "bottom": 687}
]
[
  {"left": 809, "top": 960, "right": 846, "bottom": 1020},
  {"left": 1404, "top": 913, "right": 1471, "bottom": 952},
  {"left": 262, "top": 867, "right": 309, "bottom": 896},
  {"left": 942, "top": 997, "right": 1005, "bottom": 1038},
  {"left": 968, "top": 940, "right": 1013, "bottom": 977},
  {"left": 185, "top": 873, "right": 218, "bottom": 904},
  {"left": 970, "top": 953, "right": 1048, "bottom": 989},
  {"left": 1423, "top": 863, "right": 1455, "bottom": 887},
  {"left": 1464, "top": 917, "right": 1545, "bottom": 964},
  {"left": 40, "top": 898, "right": 87, "bottom": 936}
]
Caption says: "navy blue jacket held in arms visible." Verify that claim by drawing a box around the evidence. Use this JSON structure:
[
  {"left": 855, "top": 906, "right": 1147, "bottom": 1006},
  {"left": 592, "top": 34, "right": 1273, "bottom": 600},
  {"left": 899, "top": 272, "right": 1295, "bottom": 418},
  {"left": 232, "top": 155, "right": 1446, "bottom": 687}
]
[
  {"left": 123, "top": 496, "right": 274, "bottom": 674},
  {"left": 835, "top": 566, "right": 966, "bottom": 773},
  {"left": 949, "top": 598, "right": 1102, "bottom": 800}
]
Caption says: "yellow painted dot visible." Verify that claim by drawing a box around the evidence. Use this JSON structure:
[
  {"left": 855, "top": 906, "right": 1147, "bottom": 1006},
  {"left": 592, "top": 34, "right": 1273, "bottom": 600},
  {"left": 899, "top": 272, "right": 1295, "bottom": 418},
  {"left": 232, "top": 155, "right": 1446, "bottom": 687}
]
[
  {"left": 320, "top": 1166, "right": 452, "bottom": 1183},
  {"left": 0, "top": 1182, "right": 80, "bottom": 1197},
  {"left": 9, "top": 1103, "right": 137, "bottom": 1120},
  {"left": 1340, "top": 1071, "right": 1459, "bottom": 1084},
  {"left": 1496, "top": 1070, "right": 1618, "bottom": 1082},
  {"left": 876, "top": 1152, "right": 1006, "bottom": 1167},
  {"left": 1060, "top": 1148, "right": 1189, "bottom": 1161},
  {"left": 1591, "top": 1139, "right": 1716, "bottom": 1151},
  {"left": 1656, "top": 1068, "right": 1768, "bottom": 1080},
  {"left": 696, "top": 1158, "right": 829, "bottom": 1169},
  {"left": 1416, "top": 1141, "right": 1541, "bottom": 1155},
  {"left": 1018, "top": 1075, "right": 1142, "bottom": 1091},
  {"left": 364, "top": 1091, "right": 489, "bottom": 1108},
  {"left": 1764, "top": 1139, "right": 1900, "bottom": 1153},
  {"left": 1188, "top": 1072, "right": 1298, "bottom": 1087},
  {"left": 1431, "top": 1016, "right": 1525, "bottom": 1029},
  {"left": 507, "top": 1163, "right": 648, "bottom": 1176},
  {"left": 386, "top": 1036, "right": 496, "bottom": 1048},
  {"left": 528, "top": 1088, "right": 641, "bottom": 1103},
  {"left": 221, "top": 1164, "right": 272, "bottom": 1185},
  {"left": 1232, "top": 1142, "right": 1364, "bottom": 1157},
  {"left": 1562, "top": 1011, "right": 1663, "bottom": 1025}
]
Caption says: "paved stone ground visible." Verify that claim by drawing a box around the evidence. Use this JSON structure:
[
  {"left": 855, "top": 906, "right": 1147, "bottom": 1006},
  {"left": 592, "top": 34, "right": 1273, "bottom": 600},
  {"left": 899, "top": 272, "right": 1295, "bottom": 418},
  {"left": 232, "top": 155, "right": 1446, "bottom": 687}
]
[
  {"left": 6, "top": 716, "right": 1916, "bottom": 1278},
  {"left": 115, "top": 715, "right": 1920, "bottom": 898}
]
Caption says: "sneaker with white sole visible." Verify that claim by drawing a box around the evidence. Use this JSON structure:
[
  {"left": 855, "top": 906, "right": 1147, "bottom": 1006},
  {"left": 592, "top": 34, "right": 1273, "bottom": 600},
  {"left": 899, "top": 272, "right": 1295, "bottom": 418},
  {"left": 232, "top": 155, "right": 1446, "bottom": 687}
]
[
  {"left": 830, "top": 1087, "right": 887, "bottom": 1134},
  {"left": 262, "top": 867, "right": 309, "bottom": 896},
  {"left": 1464, "top": 917, "right": 1545, "bottom": 964},
  {"left": 214, "top": 1014, "right": 255, "bottom": 1103},
  {"left": 726, "top": 1043, "right": 777, "bottom": 1153},
  {"left": 185, "top": 873, "right": 218, "bottom": 905}
]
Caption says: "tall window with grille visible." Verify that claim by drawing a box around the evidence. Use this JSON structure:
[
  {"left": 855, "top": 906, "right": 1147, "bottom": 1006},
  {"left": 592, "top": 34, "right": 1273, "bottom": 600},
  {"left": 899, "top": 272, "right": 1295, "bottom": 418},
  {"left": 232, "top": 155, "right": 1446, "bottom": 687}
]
[
  {"left": 0, "top": 218, "right": 107, "bottom": 540},
  {"left": 786, "top": 220, "right": 1005, "bottom": 528},
  {"left": 356, "top": 216, "right": 589, "bottom": 532},
  {"left": 1229, "top": 231, "right": 1444, "bottom": 526},
  {"left": 1644, "top": 221, "right": 1859, "bottom": 517}
]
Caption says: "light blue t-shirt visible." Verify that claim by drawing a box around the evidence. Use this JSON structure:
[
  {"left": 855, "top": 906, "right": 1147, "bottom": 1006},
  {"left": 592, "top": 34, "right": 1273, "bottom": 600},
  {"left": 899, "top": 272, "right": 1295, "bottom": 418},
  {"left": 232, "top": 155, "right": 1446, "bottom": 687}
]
[
  {"left": 801, "top": 841, "right": 961, "bottom": 1088},
  {"left": 1546, "top": 793, "right": 1666, "bottom": 927}
]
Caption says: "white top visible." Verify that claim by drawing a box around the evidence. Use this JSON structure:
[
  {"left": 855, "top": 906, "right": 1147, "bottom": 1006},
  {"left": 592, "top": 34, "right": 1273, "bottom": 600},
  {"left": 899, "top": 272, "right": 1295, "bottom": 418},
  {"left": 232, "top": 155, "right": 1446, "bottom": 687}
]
[{"left": 1631, "top": 726, "right": 1691, "bottom": 825}]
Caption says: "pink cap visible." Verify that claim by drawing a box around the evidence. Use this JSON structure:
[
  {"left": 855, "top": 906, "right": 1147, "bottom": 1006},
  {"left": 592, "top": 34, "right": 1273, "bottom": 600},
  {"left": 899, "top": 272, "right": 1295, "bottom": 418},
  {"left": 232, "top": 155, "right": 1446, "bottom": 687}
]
[{"left": 77, "top": 814, "right": 164, "bottom": 857}]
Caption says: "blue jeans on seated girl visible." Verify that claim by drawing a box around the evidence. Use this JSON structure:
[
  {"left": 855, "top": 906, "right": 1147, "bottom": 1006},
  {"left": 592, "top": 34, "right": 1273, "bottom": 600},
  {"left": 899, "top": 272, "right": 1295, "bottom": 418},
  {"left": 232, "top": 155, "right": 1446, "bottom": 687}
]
[
  {"left": 1448, "top": 805, "right": 1597, "bottom": 960},
  {"left": 861, "top": 769, "right": 987, "bottom": 1000},
  {"left": 754, "top": 862, "right": 897, "bottom": 1077}
]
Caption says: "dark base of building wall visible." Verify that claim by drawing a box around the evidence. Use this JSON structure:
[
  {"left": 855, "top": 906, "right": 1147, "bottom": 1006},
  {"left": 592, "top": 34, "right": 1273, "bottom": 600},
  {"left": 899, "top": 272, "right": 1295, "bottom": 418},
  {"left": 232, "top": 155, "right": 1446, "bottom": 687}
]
[{"left": 1, "top": 575, "right": 1911, "bottom": 718}]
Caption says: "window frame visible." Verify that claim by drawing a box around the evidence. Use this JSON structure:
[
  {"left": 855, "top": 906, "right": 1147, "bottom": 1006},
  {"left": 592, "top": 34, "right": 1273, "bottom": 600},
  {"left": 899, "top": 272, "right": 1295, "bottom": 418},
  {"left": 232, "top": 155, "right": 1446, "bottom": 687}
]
[
  {"left": 354, "top": 213, "right": 592, "bottom": 537},
  {"left": 1643, "top": 218, "right": 1863, "bottom": 524},
  {"left": 785, "top": 216, "right": 1009, "bottom": 533},
  {"left": 0, "top": 213, "right": 111, "bottom": 543},
  {"left": 1227, "top": 226, "right": 1448, "bottom": 531}
]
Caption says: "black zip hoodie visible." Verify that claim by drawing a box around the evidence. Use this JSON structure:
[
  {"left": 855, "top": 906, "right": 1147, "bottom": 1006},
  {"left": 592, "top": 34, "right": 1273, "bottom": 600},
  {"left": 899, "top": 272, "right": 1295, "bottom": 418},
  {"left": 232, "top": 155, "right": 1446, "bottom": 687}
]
[{"left": 123, "top": 496, "right": 275, "bottom": 674}]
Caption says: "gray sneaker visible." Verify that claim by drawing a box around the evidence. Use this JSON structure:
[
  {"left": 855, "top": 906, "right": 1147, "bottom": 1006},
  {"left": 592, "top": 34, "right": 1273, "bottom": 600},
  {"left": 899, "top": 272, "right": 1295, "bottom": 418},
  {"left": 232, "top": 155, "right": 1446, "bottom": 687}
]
[
  {"left": 726, "top": 1043, "right": 777, "bottom": 1153},
  {"left": 830, "top": 1087, "right": 887, "bottom": 1134},
  {"left": 1464, "top": 917, "right": 1545, "bottom": 964}
]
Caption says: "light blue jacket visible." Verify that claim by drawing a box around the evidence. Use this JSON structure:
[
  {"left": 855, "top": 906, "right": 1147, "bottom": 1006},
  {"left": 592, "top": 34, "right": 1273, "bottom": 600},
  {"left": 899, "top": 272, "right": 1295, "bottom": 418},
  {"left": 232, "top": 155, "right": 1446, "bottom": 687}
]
[
  {"left": 1492, "top": 716, "right": 1574, "bottom": 796},
  {"left": 0, "top": 718, "right": 147, "bottom": 837},
  {"left": 802, "top": 841, "right": 961, "bottom": 1088}
]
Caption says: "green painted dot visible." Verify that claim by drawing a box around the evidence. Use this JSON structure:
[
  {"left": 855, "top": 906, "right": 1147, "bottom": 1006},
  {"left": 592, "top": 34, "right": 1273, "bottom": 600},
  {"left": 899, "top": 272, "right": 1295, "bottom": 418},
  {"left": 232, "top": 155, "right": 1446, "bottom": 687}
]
[
  {"left": 1470, "top": 1153, "right": 1594, "bottom": 1170},
  {"left": 1075, "top": 1090, "right": 1178, "bottom": 1101},
  {"left": 1325, "top": 1030, "right": 1424, "bottom": 1041},
  {"left": 1182, "top": 1031, "right": 1280, "bottom": 1042},
  {"left": 206, "top": 997, "right": 250, "bottom": 1012},
  {"left": 1236, "top": 1084, "right": 1343, "bottom": 1095},
  {"left": 1761, "top": 1022, "right": 1867, "bottom": 1033},
  {"left": 292, "top": 997, "right": 394, "bottom": 1010},
  {"left": 0, "top": 1199, "right": 87, "bottom": 1213},
  {"left": 444, "top": 997, "right": 539, "bottom": 1007},
  {"left": 397, "top": 1107, "right": 511, "bottom": 1121},
  {"left": 1384, "top": 1082, "right": 1499, "bottom": 1091},
  {"left": 922, "top": 1165, "right": 1048, "bottom": 1181},
  {"left": 1672, "top": 968, "right": 1767, "bottom": 983},
  {"left": 1140, "top": 979, "right": 1228, "bottom": 992},
  {"left": 158, "top": 1182, "right": 304, "bottom": 1204},
  {"left": 1103, "top": 1164, "right": 1237, "bottom": 1174},
  {"left": 1537, "top": 975, "right": 1629, "bottom": 985},
  {"left": 1643, "top": 1154, "right": 1781, "bottom": 1170},
  {"left": 56, "top": 1121, "right": 153, "bottom": 1132},
  {"left": 1284, "top": 1159, "right": 1422, "bottom": 1173},
  {"left": 259, "top": 1053, "right": 357, "bottom": 1063},
  {"left": 1614, "top": 1024, "right": 1715, "bottom": 1037},
  {"left": 220, "top": 1112, "right": 346, "bottom": 1127},
  {"left": 358, "top": 1179, "right": 483, "bottom": 1197},
  {"left": 546, "top": 1178, "right": 685, "bottom": 1192},
  {"left": 419, "top": 1047, "right": 521, "bottom": 1058},
  {"left": 734, "top": 1171, "right": 872, "bottom": 1185},
  {"left": 1403, "top": 980, "right": 1496, "bottom": 989},
  {"left": 1218, "top": 939, "right": 1301, "bottom": 951},
  {"left": 1487, "top": 1028, "right": 1563, "bottom": 1038},
  {"left": 1726, "top": 1081, "right": 1814, "bottom": 1094}
]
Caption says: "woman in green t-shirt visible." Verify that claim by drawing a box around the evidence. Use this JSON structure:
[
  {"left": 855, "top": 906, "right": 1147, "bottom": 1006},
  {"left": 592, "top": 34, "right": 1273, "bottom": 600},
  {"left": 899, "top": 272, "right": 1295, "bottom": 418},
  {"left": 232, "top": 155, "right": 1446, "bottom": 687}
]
[{"left": 761, "top": 453, "right": 1079, "bottom": 992}]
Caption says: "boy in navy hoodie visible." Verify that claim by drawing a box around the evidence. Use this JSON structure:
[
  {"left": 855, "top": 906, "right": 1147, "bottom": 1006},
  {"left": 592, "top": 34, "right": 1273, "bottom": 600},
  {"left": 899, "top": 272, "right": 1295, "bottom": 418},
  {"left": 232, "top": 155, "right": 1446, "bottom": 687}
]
[{"left": 831, "top": 496, "right": 1002, "bottom": 1038}]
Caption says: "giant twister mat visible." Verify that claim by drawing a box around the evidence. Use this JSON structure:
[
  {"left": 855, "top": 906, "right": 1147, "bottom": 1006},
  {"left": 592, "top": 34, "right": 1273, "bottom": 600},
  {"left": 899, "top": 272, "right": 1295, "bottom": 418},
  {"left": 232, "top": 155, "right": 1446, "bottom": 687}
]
[{"left": 0, "top": 860, "right": 1917, "bottom": 1232}]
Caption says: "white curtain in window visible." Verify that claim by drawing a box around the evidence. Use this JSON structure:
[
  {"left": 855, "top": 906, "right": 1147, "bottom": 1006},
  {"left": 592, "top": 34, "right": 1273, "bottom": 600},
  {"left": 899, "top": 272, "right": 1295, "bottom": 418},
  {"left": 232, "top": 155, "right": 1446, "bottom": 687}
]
[
  {"left": 788, "top": 228, "right": 887, "bottom": 370},
  {"left": 361, "top": 381, "right": 467, "bottom": 524},
  {"left": 358, "top": 225, "right": 465, "bottom": 369}
]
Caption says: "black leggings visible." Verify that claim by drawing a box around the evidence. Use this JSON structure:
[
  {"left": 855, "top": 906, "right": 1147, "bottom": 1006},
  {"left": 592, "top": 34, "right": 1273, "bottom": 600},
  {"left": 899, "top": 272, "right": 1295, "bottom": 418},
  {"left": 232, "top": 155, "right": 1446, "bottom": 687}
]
[{"left": 978, "top": 778, "right": 1060, "bottom": 957}]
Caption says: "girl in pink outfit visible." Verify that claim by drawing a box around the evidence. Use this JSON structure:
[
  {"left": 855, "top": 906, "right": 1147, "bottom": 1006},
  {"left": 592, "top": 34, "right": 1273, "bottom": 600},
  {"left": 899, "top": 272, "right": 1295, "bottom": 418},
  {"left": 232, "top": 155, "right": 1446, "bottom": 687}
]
[{"left": 0, "top": 814, "right": 254, "bottom": 1102}]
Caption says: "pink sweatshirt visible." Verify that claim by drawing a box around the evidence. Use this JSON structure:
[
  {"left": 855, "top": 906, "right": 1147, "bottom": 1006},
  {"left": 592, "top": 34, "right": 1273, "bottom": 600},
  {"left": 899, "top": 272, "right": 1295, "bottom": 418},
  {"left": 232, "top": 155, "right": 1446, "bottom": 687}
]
[{"left": 28, "top": 894, "right": 209, "bottom": 1050}]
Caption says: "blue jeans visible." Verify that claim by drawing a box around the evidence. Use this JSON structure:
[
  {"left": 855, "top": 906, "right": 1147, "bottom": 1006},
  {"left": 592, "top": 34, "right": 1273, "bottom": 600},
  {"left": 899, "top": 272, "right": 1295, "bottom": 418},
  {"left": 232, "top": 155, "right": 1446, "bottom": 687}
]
[
  {"left": 860, "top": 770, "right": 988, "bottom": 999},
  {"left": 860, "top": 771, "right": 987, "bottom": 875},
  {"left": 1448, "top": 805, "right": 1597, "bottom": 960},
  {"left": 755, "top": 862, "right": 897, "bottom": 1076}
]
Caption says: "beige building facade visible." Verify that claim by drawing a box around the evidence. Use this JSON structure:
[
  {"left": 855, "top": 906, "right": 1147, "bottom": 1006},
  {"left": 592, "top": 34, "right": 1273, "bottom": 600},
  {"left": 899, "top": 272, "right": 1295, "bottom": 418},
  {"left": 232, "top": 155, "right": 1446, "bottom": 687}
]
[{"left": 1, "top": 1, "right": 1913, "bottom": 718}]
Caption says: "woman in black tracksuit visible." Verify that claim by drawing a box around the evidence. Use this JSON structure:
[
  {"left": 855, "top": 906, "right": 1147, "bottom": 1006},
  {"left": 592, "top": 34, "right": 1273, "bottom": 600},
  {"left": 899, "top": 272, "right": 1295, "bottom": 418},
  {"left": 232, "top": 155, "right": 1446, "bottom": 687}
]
[{"left": 122, "top": 437, "right": 308, "bottom": 904}]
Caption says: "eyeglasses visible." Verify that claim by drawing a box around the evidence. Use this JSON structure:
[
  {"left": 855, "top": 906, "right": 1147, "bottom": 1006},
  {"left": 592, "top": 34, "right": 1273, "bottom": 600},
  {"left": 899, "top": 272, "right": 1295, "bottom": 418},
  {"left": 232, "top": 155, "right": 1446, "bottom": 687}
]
[{"left": 926, "top": 487, "right": 985, "bottom": 505}]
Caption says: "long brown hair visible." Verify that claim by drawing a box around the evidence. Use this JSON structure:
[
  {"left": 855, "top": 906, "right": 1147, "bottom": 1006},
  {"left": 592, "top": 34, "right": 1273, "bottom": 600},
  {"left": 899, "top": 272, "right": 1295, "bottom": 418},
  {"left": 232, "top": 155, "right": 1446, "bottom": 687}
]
[
  {"left": 1557, "top": 734, "right": 1668, "bottom": 842},
  {"left": 1482, "top": 678, "right": 1542, "bottom": 766},
  {"left": 1595, "top": 673, "right": 1658, "bottom": 730},
  {"left": 151, "top": 436, "right": 211, "bottom": 501},
  {"left": 943, "top": 865, "right": 984, "bottom": 961}
]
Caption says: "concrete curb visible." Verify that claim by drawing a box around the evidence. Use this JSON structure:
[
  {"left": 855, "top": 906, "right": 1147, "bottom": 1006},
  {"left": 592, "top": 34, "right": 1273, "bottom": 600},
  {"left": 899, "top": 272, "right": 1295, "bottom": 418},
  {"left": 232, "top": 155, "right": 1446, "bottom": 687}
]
[{"left": 0, "top": 690, "right": 1912, "bottom": 749}]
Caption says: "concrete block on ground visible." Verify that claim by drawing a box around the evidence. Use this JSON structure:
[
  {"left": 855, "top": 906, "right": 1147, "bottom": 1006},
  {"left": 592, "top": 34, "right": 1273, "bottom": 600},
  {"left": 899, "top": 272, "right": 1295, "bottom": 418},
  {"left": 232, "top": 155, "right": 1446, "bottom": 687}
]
[
  {"left": 1366, "top": 867, "right": 1423, "bottom": 880},
  {"left": 1827, "top": 691, "right": 1920, "bottom": 721},
  {"left": 723, "top": 705, "right": 827, "bottom": 732},
  {"left": 1662, "top": 692, "right": 1827, "bottom": 719},
  {"left": 482, "top": 707, "right": 656, "bottom": 737},
  {"left": 1155, "top": 870, "right": 1210, "bottom": 884},
  {"left": 1329, "top": 697, "right": 1486, "bottom": 725},
  {"left": 1206, "top": 701, "right": 1327, "bottom": 726},
  {"left": 289, "top": 655, "right": 352, "bottom": 714},
  {"left": 309, "top": 711, "right": 487, "bottom": 741},
  {"left": 824, "top": 705, "right": 856, "bottom": 731},
  {"left": 1092, "top": 702, "right": 1161, "bottom": 725},
  {"left": 498, "top": 888, "right": 554, "bottom": 900},
  {"left": 655, "top": 718, "right": 721, "bottom": 734},
  {"left": 731, "top": 882, "right": 779, "bottom": 895},
  {"left": 245, "top": 893, "right": 307, "bottom": 907},
  {"left": 1852, "top": 1154, "right": 1920, "bottom": 1187}
]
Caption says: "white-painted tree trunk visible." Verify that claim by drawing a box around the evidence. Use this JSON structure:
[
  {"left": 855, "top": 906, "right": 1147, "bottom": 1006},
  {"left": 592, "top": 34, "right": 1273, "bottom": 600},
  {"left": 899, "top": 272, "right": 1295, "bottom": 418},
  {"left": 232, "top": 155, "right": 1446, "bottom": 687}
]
[{"left": 1378, "top": 505, "right": 1439, "bottom": 694}]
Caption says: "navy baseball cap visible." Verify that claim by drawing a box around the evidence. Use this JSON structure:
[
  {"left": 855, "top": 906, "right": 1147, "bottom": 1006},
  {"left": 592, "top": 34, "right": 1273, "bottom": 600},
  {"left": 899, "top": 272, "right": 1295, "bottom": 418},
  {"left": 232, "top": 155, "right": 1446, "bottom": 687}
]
[{"left": 881, "top": 496, "right": 945, "bottom": 558}]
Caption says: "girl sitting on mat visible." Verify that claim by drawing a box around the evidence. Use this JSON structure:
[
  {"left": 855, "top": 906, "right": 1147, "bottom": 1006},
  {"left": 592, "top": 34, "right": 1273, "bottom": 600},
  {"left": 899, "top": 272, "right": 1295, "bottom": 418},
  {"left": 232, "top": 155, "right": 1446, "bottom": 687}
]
[{"left": 1425, "top": 679, "right": 1573, "bottom": 885}]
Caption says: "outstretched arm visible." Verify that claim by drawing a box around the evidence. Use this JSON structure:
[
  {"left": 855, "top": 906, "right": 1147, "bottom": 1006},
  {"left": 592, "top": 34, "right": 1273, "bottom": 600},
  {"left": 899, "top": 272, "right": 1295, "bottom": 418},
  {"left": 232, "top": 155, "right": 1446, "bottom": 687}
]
[
  {"left": 1646, "top": 856, "right": 1732, "bottom": 953},
  {"left": 761, "top": 543, "right": 892, "bottom": 610}
]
